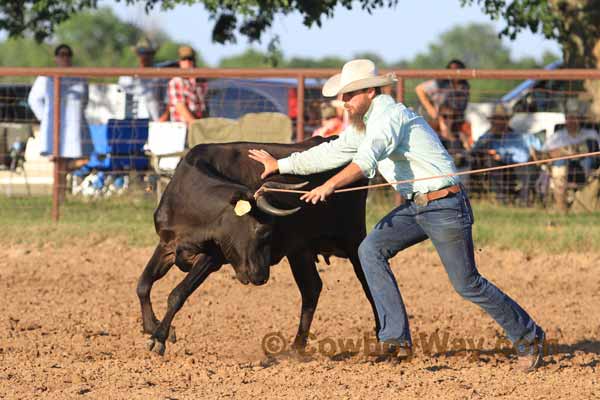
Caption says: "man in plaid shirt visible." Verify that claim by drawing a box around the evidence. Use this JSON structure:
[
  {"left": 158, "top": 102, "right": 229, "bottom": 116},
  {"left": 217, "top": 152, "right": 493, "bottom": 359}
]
[{"left": 167, "top": 46, "right": 208, "bottom": 124}]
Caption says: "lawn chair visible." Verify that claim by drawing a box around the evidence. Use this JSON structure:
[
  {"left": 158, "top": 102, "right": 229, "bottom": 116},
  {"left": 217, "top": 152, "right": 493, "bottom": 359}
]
[
  {"left": 187, "top": 112, "right": 292, "bottom": 146},
  {"left": 146, "top": 121, "right": 187, "bottom": 200}
]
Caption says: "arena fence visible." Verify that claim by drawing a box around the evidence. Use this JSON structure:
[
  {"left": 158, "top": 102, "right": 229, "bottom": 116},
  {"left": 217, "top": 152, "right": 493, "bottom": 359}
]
[{"left": 1, "top": 67, "right": 600, "bottom": 221}]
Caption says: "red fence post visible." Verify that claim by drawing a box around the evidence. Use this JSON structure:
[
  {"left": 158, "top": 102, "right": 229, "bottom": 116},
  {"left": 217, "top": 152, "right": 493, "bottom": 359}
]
[
  {"left": 51, "top": 75, "right": 62, "bottom": 222},
  {"left": 396, "top": 77, "right": 405, "bottom": 103},
  {"left": 296, "top": 74, "right": 305, "bottom": 142}
]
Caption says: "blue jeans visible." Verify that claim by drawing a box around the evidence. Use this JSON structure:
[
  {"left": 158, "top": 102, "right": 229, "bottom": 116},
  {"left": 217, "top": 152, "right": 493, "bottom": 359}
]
[{"left": 358, "top": 188, "right": 541, "bottom": 346}]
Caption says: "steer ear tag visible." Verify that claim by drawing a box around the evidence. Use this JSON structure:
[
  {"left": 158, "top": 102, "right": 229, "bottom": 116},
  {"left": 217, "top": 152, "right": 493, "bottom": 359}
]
[{"left": 234, "top": 200, "right": 252, "bottom": 216}]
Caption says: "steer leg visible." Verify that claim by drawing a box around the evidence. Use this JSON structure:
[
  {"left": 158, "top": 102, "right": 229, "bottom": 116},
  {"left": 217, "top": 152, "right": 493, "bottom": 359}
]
[
  {"left": 136, "top": 244, "right": 175, "bottom": 338},
  {"left": 288, "top": 251, "right": 323, "bottom": 350},
  {"left": 147, "top": 254, "right": 219, "bottom": 356},
  {"left": 347, "top": 250, "right": 382, "bottom": 336}
]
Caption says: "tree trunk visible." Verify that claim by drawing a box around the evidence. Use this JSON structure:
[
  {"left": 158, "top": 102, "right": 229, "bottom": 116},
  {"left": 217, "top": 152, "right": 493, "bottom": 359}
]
[{"left": 550, "top": 0, "right": 600, "bottom": 120}]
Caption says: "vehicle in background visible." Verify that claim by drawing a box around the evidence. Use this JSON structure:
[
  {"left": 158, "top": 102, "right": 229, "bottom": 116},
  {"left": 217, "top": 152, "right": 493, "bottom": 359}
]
[
  {"left": 205, "top": 78, "right": 325, "bottom": 138},
  {"left": 466, "top": 61, "right": 591, "bottom": 143},
  {"left": 151, "top": 60, "right": 326, "bottom": 138}
]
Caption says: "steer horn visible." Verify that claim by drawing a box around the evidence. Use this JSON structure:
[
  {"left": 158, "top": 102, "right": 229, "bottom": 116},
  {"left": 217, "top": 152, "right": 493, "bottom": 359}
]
[
  {"left": 254, "top": 181, "right": 309, "bottom": 217},
  {"left": 262, "top": 181, "right": 309, "bottom": 190}
]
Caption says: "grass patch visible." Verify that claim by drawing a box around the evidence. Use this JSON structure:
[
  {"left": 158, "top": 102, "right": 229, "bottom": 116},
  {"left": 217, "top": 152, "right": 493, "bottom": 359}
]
[
  {"left": 366, "top": 188, "right": 600, "bottom": 254},
  {"left": 2, "top": 191, "right": 599, "bottom": 254},
  {"left": 0, "top": 194, "right": 157, "bottom": 248}
]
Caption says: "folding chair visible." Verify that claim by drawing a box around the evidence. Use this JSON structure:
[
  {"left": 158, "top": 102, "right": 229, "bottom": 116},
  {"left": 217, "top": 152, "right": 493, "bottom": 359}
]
[{"left": 146, "top": 121, "right": 187, "bottom": 201}]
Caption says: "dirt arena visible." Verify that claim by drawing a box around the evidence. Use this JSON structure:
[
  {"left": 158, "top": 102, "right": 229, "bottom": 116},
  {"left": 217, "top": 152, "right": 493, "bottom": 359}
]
[{"left": 1, "top": 241, "right": 599, "bottom": 399}]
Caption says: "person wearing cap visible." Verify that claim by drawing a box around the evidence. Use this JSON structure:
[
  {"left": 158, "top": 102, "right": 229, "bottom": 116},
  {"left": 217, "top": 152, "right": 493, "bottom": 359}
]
[
  {"left": 312, "top": 102, "right": 345, "bottom": 138},
  {"left": 166, "top": 46, "right": 208, "bottom": 124},
  {"left": 542, "top": 99, "right": 600, "bottom": 212},
  {"left": 249, "top": 59, "right": 545, "bottom": 371},
  {"left": 118, "top": 37, "right": 166, "bottom": 121},
  {"left": 471, "top": 104, "right": 541, "bottom": 205}
]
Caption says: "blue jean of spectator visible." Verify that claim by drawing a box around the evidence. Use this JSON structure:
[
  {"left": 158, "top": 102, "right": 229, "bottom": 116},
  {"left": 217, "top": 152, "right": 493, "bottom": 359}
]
[{"left": 358, "top": 187, "right": 542, "bottom": 346}]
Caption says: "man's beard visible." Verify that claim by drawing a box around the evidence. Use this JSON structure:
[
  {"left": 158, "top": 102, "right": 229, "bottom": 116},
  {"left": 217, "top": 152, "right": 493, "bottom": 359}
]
[{"left": 349, "top": 112, "right": 366, "bottom": 132}]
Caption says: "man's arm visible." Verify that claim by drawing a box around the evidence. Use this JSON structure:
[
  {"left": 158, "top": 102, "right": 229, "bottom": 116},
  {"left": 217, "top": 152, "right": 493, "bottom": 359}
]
[
  {"left": 249, "top": 125, "right": 361, "bottom": 179},
  {"left": 415, "top": 80, "right": 438, "bottom": 120},
  {"left": 299, "top": 162, "right": 365, "bottom": 204},
  {"left": 27, "top": 76, "right": 46, "bottom": 121},
  {"left": 301, "top": 112, "right": 403, "bottom": 204},
  {"left": 175, "top": 102, "right": 196, "bottom": 125}
]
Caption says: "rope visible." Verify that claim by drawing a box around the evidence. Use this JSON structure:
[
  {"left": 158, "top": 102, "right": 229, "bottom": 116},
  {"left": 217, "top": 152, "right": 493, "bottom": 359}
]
[{"left": 260, "top": 150, "right": 600, "bottom": 195}]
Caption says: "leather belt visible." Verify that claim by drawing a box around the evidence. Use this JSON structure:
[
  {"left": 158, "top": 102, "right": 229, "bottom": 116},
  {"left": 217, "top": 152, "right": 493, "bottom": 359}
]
[{"left": 413, "top": 184, "right": 461, "bottom": 207}]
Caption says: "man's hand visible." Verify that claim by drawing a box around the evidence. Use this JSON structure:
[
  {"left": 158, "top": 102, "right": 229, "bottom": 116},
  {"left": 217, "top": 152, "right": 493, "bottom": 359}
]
[
  {"left": 300, "top": 183, "right": 335, "bottom": 204},
  {"left": 248, "top": 149, "right": 279, "bottom": 179}
]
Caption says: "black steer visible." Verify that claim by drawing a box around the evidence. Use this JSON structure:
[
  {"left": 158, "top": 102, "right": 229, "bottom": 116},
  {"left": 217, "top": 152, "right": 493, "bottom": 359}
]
[{"left": 137, "top": 138, "right": 380, "bottom": 355}]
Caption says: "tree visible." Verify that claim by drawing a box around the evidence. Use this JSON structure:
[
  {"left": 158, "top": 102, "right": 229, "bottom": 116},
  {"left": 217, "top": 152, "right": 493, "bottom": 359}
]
[
  {"left": 285, "top": 56, "right": 345, "bottom": 68},
  {"left": 463, "top": 0, "right": 600, "bottom": 117},
  {"left": 0, "top": 7, "right": 204, "bottom": 69},
  {"left": 462, "top": 0, "right": 600, "bottom": 67},
  {"left": 352, "top": 52, "right": 389, "bottom": 68},
  {"left": 55, "top": 8, "right": 141, "bottom": 67},
  {"left": 1, "top": 1, "right": 596, "bottom": 69},
  {"left": 389, "top": 23, "right": 558, "bottom": 103},
  {"left": 0, "top": 37, "right": 54, "bottom": 68},
  {"left": 1, "top": 1, "right": 401, "bottom": 46},
  {"left": 218, "top": 49, "right": 281, "bottom": 68},
  {"left": 405, "top": 23, "right": 515, "bottom": 70}
]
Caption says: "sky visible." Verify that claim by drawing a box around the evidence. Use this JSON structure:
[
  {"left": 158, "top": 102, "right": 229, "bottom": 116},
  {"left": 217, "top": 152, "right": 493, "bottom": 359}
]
[{"left": 106, "top": 0, "right": 562, "bottom": 66}]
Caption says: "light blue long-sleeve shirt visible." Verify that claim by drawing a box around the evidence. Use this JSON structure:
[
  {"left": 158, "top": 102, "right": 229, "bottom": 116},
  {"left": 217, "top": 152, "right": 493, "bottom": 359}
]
[{"left": 278, "top": 94, "right": 458, "bottom": 196}]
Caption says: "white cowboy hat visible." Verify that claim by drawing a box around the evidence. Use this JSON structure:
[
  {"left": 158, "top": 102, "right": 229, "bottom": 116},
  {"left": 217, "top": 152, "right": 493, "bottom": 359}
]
[{"left": 322, "top": 59, "right": 396, "bottom": 97}]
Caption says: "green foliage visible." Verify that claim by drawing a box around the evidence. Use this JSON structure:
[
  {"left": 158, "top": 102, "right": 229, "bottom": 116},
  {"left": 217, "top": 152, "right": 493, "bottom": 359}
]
[
  {"left": 0, "top": 0, "right": 596, "bottom": 69},
  {"left": 218, "top": 48, "right": 282, "bottom": 68},
  {"left": 462, "top": 0, "right": 600, "bottom": 67},
  {"left": 400, "top": 23, "right": 523, "bottom": 69},
  {"left": 54, "top": 8, "right": 141, "bottom": 67},
  {"left": 284, "top": 56, "right": 345, "bottom": 68},
  {"left": 0, "top": 37, "right": 54, "bottom": 67},
  {"left": 1, "top": 1, "right": 401, "bottom": 46},
  {"left": 0, "top": 7, "right": 204, "bottom": 69},
  {"left": 387, "top": 23, "right": 558, "bottom": 103},
  {"left": 460, "top": 0, "right": 563, "bottom": 41},
  {"left": 0, "top": 0, "right": 98, "bottom": 42}
]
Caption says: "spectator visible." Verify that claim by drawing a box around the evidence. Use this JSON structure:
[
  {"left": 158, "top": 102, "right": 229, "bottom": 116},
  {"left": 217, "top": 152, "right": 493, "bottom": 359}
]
[
  {"left": 415, "top": 59, "right": 470, "bottom": 144},
  {"left": 542, "top": 99, "right": 600, "bottom": 212},
  {"left": 28, "top": 44, "right": 92, "bottom": 160},
  {"left": 437, "top": 104, "right": 472, "bottom": 168},
  {"left": 118, "top": 37, "right": 167, "bottom": 121},
  {"left": 312, "top": 102, "right": 344, "bottom": 138},
  {"left": 167, "top": 46, "right": 208, "bottom": 125},
  {"left": 472, "top": 104, "right": 541, "bottom": 205}
]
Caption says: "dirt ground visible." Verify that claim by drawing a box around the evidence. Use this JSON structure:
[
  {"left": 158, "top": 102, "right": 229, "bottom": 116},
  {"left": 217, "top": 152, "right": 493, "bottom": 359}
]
[{"left": 0, "top": 241, "right": 599, "bottom": 399}]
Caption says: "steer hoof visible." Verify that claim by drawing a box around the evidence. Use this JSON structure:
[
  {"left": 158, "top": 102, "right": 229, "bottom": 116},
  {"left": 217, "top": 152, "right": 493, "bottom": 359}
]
[
  {"left": 146, "top": 338, "right": 155, "bottom": 351},
  {"left": 153, "top": 341, "right": 166, "bottom": 356},
  {"left": 168, "top": 327, "right": 177, "bottom": 343},
  {"left": 146, "top": 338, "right": 166, "bottom": 356}
]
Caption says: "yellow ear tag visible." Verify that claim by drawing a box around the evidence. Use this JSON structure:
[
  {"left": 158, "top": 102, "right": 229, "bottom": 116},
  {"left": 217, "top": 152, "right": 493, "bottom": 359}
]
[{"left": 234, "top": 200, "right": 252, "bottom": 216}]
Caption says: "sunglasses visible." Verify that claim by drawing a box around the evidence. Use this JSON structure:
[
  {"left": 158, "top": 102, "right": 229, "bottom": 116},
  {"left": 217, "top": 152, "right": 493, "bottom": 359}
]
[
  {"left": 342, "top": 88, "right": 368, "bottom": 100},
  {"left": 56, "top": 52, "right": 72, "bottom": 58}
]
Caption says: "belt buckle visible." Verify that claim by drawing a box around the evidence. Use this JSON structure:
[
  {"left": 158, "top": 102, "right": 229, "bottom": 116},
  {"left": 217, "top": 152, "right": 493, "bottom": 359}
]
[{"left": 414, "top": 192, "right": 429, "bottom": 207}]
